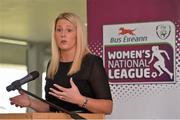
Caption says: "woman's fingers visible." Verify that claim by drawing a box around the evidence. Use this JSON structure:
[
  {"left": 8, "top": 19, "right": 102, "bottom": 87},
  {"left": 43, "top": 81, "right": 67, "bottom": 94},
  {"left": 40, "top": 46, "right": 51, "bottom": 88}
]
[
  {"left": 49, "top": 84, "right": 67, "bottom": 97},
  {"left": 10, "top": 102, "right": 14, "bottom": 105},
  {"left": 49, "top": 87, "right": 66, "bottom": 100},
  {"left": 48, "top": 91, "right": 59, "bottom": 98},
  {"left": 53, "top": 84, "right": 67, "bottom": 92},
  {"left": 70, "top": 79, "right": 77, "bottom": 88}
]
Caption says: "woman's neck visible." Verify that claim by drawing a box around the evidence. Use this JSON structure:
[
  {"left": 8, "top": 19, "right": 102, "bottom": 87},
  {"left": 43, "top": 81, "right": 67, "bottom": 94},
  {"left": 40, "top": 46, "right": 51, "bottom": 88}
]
[{"left": 59, "top": 49, "right": 75, "bottom": 62}]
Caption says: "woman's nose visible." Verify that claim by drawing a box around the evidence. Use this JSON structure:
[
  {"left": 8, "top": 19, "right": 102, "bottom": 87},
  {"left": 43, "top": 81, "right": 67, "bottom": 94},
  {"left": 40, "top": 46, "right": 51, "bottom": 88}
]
[{"left": 61, "top": 31, "right": 66, "bottom": 37}]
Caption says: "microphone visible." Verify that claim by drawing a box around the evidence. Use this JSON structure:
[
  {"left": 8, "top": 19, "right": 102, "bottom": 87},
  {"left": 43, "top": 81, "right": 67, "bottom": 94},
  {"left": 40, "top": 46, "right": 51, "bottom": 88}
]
[
  {"left": 6, "top": 71, "right": 39, "bottom": 92},
  {"left": 6, "top": 71, "right": 86, "bottom": 119}
]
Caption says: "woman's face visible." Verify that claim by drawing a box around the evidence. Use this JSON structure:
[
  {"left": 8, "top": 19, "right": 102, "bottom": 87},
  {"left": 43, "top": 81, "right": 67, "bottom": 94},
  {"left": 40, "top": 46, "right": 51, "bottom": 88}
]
[{"left": 55, "top": 19, "right": 77, "bottom": 52}]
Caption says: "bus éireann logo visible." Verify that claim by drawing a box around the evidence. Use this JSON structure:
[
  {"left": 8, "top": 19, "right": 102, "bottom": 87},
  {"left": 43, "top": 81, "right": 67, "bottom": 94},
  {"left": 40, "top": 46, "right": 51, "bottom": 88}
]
[{"left": 119, "top": 27, "right": 136, "bottom": 35}]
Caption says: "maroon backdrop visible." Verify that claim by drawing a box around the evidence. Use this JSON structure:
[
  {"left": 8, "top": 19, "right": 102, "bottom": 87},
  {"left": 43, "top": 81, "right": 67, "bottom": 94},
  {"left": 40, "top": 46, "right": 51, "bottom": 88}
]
[{"left": 87, "top": 0, "right": 180, "bottom": 49}]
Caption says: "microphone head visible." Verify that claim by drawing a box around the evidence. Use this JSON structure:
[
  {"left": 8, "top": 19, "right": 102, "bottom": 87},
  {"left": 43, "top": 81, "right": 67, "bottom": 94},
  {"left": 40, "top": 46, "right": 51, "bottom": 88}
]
[
  {"left": 6, "top": 71, "right": 40, "bottom": 92},
  {"left": 29, "top": 71, "right": 39, "bottom": 80}
]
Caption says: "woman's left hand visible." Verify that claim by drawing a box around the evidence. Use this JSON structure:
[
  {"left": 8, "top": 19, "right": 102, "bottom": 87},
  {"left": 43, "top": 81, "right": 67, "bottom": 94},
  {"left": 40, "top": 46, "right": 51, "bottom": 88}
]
[{"left": 49, "top": 78, "right": 84, "bottom": 105}]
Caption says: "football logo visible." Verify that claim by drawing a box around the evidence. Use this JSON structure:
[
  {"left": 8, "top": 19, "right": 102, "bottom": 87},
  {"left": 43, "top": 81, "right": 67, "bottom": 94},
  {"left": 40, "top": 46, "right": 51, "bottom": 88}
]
[{"left": 156, "top": 24, "right": 171, "bottom": 40}]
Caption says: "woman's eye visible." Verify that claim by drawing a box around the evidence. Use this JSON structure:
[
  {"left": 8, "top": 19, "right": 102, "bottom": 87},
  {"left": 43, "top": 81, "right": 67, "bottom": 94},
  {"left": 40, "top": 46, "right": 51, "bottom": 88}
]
[
  {"left": 67, "top": 29, "right": 72, "bottom": 32},
  {"left": 56, "top": 29, "right": 62, "bottom": 32},
  {"left": 56, "top": 28, "right": 73, "bottom": 33}
]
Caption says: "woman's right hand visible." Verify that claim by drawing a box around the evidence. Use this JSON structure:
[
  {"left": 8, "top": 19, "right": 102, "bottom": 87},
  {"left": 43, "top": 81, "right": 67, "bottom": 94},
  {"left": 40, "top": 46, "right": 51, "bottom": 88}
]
[{"left": 9, "top": 90, "right": 31, "bottom": 108}]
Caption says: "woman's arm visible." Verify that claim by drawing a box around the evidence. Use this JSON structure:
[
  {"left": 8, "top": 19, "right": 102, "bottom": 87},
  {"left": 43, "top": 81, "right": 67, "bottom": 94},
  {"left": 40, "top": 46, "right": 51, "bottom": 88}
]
[
  {"left": 49, "top": 79, "right": 113, "bottom": 114},
  {"left": 29, "top": 98, "right": 49, "bottom": 112},
  {"left": 77, "top": 96, "right": 113, "bottom": 114},
  {"left": 10, "top": 90, "right": 49, "bottom": 112},
  {"left": 87, "top": 55, "right": 113, "bottom": 114}
]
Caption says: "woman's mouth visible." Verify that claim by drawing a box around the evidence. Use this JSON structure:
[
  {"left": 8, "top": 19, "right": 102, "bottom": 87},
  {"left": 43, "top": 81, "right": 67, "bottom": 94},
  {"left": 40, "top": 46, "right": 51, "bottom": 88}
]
[{"left": 60, "top": 40, "right": 67, "bottom": 44}]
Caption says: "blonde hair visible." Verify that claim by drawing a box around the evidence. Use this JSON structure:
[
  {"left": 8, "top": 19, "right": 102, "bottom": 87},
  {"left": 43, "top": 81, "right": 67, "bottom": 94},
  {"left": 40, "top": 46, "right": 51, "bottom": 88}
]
[{"left": 47, "top": 12, "right": 90, "bottom": 79}]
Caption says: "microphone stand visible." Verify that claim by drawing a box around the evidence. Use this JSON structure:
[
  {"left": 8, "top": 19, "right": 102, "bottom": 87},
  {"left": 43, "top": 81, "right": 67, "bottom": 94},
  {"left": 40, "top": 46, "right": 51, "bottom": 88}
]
[{"left": 18, "top": 88, "right": 86, "bottom": 120}]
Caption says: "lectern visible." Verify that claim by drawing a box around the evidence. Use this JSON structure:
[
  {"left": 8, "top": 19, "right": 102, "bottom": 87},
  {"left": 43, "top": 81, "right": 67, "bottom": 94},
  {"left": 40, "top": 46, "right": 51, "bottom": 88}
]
[{"left": 0, "top": 112, "right": 104, "bottom": 120}]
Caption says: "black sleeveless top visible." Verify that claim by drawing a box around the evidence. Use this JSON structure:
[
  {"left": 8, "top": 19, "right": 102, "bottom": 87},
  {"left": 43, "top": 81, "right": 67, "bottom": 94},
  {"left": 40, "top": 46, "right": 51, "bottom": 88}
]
[{"left": 45, "top": 53, "right": 112, "bottom": 113}]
